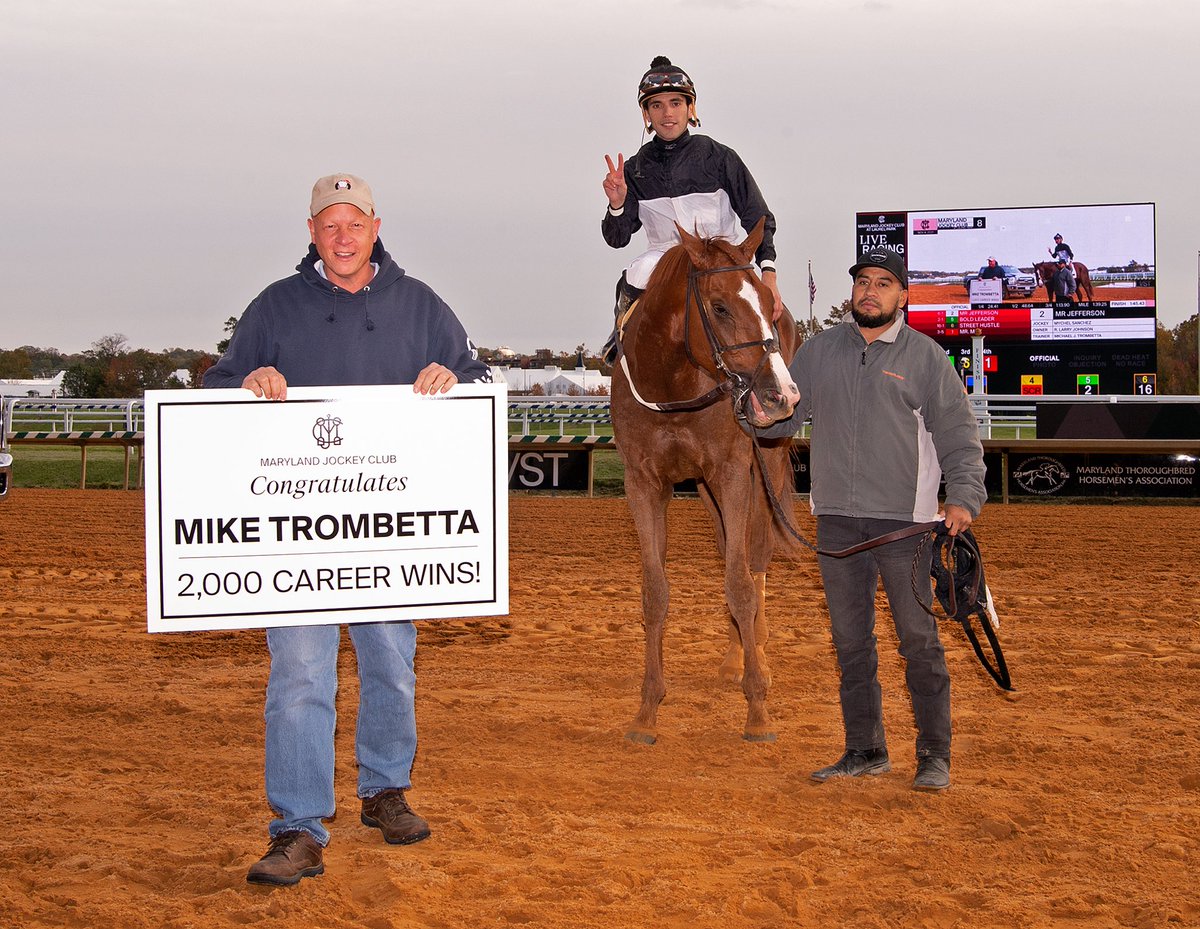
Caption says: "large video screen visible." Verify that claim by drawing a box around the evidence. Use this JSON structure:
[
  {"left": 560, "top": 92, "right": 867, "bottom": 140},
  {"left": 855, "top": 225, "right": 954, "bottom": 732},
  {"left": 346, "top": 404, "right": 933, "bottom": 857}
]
[{"left": 855, "top": 203, "right": 1156, "bottom": 395}]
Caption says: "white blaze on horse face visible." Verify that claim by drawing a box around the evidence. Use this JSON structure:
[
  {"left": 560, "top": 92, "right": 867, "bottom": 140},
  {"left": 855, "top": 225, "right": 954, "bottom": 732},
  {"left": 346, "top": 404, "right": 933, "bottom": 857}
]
[{"left": 738, "top": 279, "right": 795, "bottom": 392}]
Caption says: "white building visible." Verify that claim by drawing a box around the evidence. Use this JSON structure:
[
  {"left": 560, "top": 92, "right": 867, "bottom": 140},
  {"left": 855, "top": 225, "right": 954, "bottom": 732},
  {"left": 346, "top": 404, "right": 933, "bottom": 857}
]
[
  {"left": 0, "top": 372, "right": 66, "bottom": 398},
  {"left": 489, "top": 365, "right": 610, "bottom": 395}
]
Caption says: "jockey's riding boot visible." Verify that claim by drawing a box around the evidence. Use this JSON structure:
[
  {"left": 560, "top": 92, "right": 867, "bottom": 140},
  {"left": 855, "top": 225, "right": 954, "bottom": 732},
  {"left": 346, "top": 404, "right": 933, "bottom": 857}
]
[{"left": 602, "top": 273, "right": 644, "bottom": 366}]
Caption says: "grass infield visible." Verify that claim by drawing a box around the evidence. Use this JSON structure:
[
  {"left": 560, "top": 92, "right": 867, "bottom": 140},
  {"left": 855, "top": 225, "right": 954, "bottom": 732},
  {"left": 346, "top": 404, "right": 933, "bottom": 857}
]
[{"left": 6, "top": 445, "right": 140, "bottom": 491}]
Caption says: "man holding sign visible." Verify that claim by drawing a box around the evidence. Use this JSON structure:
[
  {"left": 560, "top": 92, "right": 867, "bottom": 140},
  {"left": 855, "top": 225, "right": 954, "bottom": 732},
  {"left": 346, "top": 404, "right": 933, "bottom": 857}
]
[{"left": 204, "top": 173, "right": 490, "bottom": 886}]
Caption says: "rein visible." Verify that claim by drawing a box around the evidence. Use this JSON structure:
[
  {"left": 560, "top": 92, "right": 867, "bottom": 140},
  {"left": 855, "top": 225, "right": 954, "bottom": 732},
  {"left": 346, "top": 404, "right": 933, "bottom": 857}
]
[
  {"left": 750, "top": 436, "right": 940, "bottom": 557},
  {"left": 914, "top": 527, "right": 1013, "bottom": 690},
  {"left": 621, "top": 262, "right": 779, "bottom": 417}
]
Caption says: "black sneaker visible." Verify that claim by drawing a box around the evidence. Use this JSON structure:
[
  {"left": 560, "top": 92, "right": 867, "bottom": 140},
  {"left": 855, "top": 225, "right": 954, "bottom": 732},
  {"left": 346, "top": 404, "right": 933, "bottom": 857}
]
[
  {"left": 810, "top": 748, "right": 891, "bottom": 782},
  {"left": 912, "top": 756, "right": 951, "bottom": 792}
]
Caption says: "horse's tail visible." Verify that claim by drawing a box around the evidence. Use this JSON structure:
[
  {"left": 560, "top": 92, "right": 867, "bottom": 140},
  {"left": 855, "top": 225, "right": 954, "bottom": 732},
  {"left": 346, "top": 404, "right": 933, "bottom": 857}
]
[
  {"left": 760, "top": 441, "right": 810, "bottom": 562},
  {"left": 1075, "top": 263, "right": 1094, "bottom": 300},
  {"left": 695, "top": 481, "right": 728, "bottom": 559}
]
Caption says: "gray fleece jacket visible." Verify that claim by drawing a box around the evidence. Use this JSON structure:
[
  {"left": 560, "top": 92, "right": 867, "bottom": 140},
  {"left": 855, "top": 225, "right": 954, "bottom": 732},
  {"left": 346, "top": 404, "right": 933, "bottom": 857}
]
[{"left": 757, "top": 313, "right": 986, "bottom": 522}]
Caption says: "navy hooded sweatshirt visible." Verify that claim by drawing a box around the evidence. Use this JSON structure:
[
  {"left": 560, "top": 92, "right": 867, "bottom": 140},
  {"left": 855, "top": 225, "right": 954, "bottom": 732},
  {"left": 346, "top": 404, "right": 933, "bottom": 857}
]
[{"left": 204, "top": 238, "right": 490, "bottom": 389}]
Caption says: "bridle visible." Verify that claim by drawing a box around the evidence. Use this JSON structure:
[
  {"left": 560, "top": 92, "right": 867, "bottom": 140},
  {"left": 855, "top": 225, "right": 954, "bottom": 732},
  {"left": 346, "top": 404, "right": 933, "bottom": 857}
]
[{"left": 620, "top": 261, "right": 781, "bottom": 420}]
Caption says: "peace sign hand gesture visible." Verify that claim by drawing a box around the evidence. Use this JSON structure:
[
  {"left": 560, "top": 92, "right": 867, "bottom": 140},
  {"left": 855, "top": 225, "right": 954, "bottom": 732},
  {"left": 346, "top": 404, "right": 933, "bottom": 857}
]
[{"left": 603, "top": 153, "right": 627, "bottom": 210}]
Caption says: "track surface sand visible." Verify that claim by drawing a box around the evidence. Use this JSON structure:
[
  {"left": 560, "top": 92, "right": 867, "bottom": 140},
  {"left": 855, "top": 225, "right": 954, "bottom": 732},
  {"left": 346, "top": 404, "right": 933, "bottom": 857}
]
[{"left": 2, "top": 490, "right": 1197, "bottom": 928}]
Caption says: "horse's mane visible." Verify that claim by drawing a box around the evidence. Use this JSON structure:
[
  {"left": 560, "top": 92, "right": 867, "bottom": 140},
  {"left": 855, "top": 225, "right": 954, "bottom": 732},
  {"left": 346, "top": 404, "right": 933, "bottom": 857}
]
[{"left": 644, "top": 235, "right": 746, "bottom": 295}]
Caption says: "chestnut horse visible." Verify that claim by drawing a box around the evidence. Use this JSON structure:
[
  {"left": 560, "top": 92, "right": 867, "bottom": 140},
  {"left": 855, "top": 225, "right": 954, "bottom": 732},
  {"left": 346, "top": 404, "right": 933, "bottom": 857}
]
[
  {"left": 1033, "top": 261, "right": 1095, "bottom": 302},
  {"left": 611, "top": 219, "right": 800, "bottom": 744}
]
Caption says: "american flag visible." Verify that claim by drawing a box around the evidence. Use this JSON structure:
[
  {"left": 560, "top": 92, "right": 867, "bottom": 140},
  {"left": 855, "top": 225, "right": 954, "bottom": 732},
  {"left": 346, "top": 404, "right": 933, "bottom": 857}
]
[{"left": 808, "top": 260, "right": 816, "bottom": 306}]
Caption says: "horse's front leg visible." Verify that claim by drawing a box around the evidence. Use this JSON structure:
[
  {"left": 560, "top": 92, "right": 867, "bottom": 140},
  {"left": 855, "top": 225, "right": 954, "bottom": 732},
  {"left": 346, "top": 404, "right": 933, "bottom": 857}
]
[
  {"left": 625, "top": 479, "right": 672, "bottom": 745},
  {"left": 717, "top": 478, "right": 774, "bottom": 742}
]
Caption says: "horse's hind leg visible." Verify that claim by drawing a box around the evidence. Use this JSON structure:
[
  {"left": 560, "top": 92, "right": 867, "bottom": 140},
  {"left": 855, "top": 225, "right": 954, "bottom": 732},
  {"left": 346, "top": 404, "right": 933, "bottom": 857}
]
[
  {"left": 700, "top": 480, "right": 751, "bottom": 683},
  {"left": 626, "top": 482, "right": 671, "bottom": 745},
  {"left": 720, "top": 457, "right": 779, "bottom": 685},
  {"left": 719, "top": 573, "right": 771, "bottom": 687},
  {"left": 744, "top": 465, "right": 778, "bottom": 690},
  {"left": 715, "top": 490, "right": 774, "bottom": 742},
  {"left": 732, "top": 576, "right": 774, "bottom": 742},
  {"left": 719, "top": 617, "right": 744, "bottom": 683}
]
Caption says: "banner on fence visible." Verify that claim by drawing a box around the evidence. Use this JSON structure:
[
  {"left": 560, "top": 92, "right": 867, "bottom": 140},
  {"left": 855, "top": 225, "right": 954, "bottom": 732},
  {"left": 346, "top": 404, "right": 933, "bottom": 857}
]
[
  {"left": 508, "top": 449, "right": 591, "bottom": 491},
  {"left": 984, "top": 451, "right": 1199, "bottom": 498},
  {"left": 144, "top": 384, "right": 509, "bottom": 632}
]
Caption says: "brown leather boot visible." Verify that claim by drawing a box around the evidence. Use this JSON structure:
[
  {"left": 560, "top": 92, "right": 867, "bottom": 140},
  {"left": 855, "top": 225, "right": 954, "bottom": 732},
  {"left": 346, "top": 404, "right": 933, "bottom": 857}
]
[
  {"left": 361, "top": 789, "right": 431, "bottom": 845},
  {"left": 246, "top": 830, "right": 324, "bottom": 886}
]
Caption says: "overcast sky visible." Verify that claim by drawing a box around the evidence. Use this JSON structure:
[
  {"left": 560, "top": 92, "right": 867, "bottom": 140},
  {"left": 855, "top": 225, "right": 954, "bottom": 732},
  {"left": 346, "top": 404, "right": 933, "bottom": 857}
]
[{"left": 3, "top": 0, "right": 1197, "bottom": 357}]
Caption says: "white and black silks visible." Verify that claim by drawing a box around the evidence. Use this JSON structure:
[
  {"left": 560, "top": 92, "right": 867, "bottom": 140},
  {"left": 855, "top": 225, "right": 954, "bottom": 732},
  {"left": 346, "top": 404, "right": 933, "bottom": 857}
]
[
  {"left": 602, "top": 132, "right": 778, "bottom": 290},
  {"left": 916, "top": 525, "right": 1013, "bottom": 691}
]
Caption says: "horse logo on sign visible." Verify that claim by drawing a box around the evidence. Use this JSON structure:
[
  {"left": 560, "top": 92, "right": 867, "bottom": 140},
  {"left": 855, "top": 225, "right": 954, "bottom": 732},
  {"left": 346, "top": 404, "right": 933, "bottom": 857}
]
[
  {"left": 312, "top": 414, "right": 343, "bottom": 450},
  {"left": 1013, "top": 456, "right": 1070, "bottom": 495}
]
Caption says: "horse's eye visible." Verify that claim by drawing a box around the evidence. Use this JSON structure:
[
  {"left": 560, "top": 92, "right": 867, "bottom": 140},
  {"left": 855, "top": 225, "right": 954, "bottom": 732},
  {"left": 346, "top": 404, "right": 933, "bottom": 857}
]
[{"left": 711, "top": 301, "right": 731, "bottom": 318}]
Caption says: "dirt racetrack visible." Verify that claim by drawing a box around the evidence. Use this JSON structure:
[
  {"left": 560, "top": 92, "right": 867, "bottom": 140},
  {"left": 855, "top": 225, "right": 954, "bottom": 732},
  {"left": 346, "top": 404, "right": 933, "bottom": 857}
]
[{"left": 2, "top": 489, "right": 1198, "bottom": 929}]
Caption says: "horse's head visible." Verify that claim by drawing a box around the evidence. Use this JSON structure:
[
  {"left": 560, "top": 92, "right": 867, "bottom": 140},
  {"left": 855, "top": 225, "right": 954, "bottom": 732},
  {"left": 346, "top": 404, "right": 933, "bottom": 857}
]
[{"left": 671, "top": 219, "right": 799, "bottom": 426}]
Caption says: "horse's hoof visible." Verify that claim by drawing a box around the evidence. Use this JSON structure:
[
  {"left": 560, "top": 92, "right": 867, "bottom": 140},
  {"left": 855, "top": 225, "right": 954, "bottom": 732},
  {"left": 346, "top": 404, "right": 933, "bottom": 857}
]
[
  {"left": 625, "top": 729, "right": 657, "bottom": 745},
  {"left": 743, "top": 728, "right": 777, "bottom": 743}
]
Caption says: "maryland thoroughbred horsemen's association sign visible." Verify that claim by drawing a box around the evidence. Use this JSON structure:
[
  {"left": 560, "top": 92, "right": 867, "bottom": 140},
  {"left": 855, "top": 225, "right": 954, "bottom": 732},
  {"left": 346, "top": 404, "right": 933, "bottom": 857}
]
[{"left": 143, "top": 384, "right": 509, "bottom": 632}]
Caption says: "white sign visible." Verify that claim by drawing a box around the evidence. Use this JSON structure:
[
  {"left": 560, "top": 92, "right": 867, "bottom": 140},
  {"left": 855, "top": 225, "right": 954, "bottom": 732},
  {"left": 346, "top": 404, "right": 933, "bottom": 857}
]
[
  {"left": 144, "top": 384, "right": 509, "bottom": 632},
  {"left": 968, "top": 277, "right": 1003, "bottom": 304}
]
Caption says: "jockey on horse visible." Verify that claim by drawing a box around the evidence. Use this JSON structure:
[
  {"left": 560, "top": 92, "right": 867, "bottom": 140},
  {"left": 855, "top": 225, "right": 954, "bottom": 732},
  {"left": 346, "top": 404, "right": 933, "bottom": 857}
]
[
  {"left": 600, "top": 56, "right": 785, "bottom": 364},
  {"left": 1049, "top": 233, "right": 1077, "bottom": 294}
]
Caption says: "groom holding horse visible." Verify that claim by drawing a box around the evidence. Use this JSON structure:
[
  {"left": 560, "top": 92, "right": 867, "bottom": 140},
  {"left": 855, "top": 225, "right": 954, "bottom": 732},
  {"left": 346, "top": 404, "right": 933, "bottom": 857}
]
[{"left": 754, "top": 250, "right": 986, "bottom": 792}]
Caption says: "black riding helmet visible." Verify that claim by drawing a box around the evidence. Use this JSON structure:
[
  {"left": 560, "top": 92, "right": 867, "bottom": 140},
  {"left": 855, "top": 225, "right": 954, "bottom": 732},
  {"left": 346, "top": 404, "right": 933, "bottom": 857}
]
[{"left": 638, "top": 56, "right": 701, "bottom": 127}]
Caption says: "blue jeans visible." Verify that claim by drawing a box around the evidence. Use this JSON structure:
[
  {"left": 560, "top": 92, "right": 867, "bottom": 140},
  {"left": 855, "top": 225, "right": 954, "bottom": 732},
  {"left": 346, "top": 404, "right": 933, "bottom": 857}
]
[
  {"left": 263, "top": 620, "right": 418, "bottom": 845},
  {"left": 816, "top": 516, "right": 951, "bottom": 759}
]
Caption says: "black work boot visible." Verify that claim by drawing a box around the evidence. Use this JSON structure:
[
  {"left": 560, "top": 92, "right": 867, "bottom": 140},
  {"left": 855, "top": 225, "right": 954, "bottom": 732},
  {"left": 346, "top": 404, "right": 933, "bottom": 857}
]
[
  {"left": 810, "top": 748, "right": 891, "bottom": 782},
  {"left": 912, "top": 756, "right": 951, "bottom": 792},
  {"left": 602, "top": 273, "right": 644, "bottom": 365}
]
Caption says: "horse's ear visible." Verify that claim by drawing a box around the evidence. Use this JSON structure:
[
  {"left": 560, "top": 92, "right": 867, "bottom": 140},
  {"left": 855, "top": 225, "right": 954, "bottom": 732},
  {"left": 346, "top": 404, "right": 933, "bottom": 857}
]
[
  {"left": 676, "top": 222, "right": 707, "bottom": 266},
  {"left": 739, "top": 217, "right": 766, "bottom": 263}
]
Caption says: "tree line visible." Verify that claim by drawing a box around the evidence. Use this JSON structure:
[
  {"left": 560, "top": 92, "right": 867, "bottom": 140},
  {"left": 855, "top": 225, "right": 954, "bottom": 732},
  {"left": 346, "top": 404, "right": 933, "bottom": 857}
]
[
  {"left": 0, "top": 335, "right": 214, "bottom": 398},
  {"left": 1156, "top": 315, "right": 1199, "bottom": 394},
  {"left": 2, "top": 310, "right": 1195, "bottom": 396}
]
